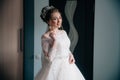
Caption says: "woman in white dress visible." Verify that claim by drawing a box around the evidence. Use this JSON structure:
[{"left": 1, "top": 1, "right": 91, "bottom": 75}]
[{"left": 35, "top": 6, "right": 85, "bottom": 80}]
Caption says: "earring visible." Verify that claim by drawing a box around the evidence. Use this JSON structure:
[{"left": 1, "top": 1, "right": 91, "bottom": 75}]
[
  {"left": 49, "top": 26, "right": 52, "bottom": 30},
  {"left": 59, "top": 25, "right": 64, "bottom": 30}
]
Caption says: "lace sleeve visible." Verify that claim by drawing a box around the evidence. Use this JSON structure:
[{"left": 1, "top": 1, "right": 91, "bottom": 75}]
[
  {"left": 41, "top": 36, "right": 56, "bottom": 62},
  {"left": 62, "top": 30, "right": 72, "bottom": 54}
]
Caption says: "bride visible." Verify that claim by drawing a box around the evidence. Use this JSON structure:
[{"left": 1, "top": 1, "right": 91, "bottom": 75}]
[{"left": 35, "top": 6, "right": 85, "bottom": 80}]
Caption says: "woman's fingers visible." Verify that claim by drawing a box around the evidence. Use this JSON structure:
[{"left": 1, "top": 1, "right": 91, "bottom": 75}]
[
  {"left": 69, "top": 55, "right": 75, "bottom": 64},
  {"left": 49, "top": 32, "right": 56, "bottom": 41}
]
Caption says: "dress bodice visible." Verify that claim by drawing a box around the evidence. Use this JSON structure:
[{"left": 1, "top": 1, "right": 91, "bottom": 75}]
[
  {"left": 41, "top": 30, "right": 71, "bottom": 62},
  {"left": 55, "top": 30, "right": 71, "bottom": 57}
]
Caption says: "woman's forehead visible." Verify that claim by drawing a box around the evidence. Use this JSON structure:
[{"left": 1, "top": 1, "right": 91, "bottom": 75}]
[{"left": 51, "top": 12, "right": 61, "bottom": 17}]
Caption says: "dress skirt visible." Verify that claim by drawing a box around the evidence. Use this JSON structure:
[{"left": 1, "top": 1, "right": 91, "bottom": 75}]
[{"left": 35, "top": 57, "right": 85, "bottom": 80}]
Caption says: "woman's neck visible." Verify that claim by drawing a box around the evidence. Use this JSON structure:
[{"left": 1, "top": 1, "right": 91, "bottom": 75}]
[{"left": 49, "top": 27, "right": 59, "bottom": 33}]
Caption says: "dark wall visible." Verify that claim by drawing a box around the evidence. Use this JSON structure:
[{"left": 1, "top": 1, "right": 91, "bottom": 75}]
[{"left": 23, "top": 0, "right": 34, "bottom": 80}]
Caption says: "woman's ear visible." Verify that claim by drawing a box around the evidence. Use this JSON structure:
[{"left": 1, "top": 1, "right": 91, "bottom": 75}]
[
  {"left": 47, "top": 21, "right": 49, "bottom": 25},
  {"left": 47, "top": 20, "right": 51, "bottom": 26}
]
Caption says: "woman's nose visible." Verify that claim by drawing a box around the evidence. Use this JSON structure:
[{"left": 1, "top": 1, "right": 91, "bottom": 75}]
[{"left": 58, "top": 19, "right": 61, "bottom": 22}]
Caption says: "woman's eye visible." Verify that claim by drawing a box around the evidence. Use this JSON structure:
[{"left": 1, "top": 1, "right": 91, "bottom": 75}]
[
  {"left": 59, "top": 17, "right": 62, "bottom": 19},
  {"left": 51, "top": 16, "right": 62, "bottom": 20},
  {"left": 53, "top": 18, "right": 57, "bottom": 20},
  {"left": 51, "top": 18, "right": 57, "bottom": 20}
]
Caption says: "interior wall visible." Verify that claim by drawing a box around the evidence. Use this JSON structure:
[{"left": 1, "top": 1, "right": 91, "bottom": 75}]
[
  {"left": 34, "top": 0, "right": 49, "bottom": 78},
  {"left": 94, "top": 0, "right": 120, "bottom": 80},
  {"left": 0, "top": 0, "right": 23, "bottom": 80}
]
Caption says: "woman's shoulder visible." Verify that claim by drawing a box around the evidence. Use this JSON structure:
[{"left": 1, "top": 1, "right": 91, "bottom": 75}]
[
  {"left": 41, "top": 32, "right": 50, "bottom": 40},
  {"left": 61, "top": 30, "right": 67, "bottom": 33},
  {"left": 60, "top": 30, "right": 67, "bottom": 35}
]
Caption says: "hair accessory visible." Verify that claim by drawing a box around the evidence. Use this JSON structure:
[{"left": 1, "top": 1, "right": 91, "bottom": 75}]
[{"left": 41, "top": 6, "right": 54, "bottom": 19}]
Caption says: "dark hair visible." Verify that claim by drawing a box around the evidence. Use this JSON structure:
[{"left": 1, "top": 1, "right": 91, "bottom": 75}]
[{"left": 40, "top": 6, "right": 60, "bottom": 23}]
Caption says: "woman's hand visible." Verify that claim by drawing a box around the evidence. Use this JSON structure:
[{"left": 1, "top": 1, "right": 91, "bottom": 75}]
[
  {"left": 69, "top": 53, "right": 75, "bottom": 64},
  {"left": 49, "top": 32, "right": 56, "bottom": 48},
  {"left": 49, "top": 32, "right": 56, "bottom": 41}
]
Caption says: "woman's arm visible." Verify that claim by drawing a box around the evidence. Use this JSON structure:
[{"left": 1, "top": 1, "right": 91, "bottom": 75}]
[
  {"left": 62, "top": 30, "right": 75, "bottom": 64},
  {"left": 41, "top": 34, "right": 57, "bottom": 62}
]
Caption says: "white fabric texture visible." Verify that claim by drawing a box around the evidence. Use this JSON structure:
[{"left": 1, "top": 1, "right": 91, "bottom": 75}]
[{"left": 35, "top": 30, "right": 85, "bottom": 80}]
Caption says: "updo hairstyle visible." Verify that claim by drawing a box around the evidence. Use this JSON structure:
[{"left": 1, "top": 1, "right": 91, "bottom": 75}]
[{"left": 40, "top": 6, "right": 60, "bottom": 23}]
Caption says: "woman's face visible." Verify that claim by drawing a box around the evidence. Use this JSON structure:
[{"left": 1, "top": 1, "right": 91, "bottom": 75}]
[{"left": 48, "top": 12, "right": 62, "bottom": 29}]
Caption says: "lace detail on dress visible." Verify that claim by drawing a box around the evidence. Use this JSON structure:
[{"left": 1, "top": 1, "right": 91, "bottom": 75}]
[{"left": 35, "top": 30, "right": 85, "bottom": 80}]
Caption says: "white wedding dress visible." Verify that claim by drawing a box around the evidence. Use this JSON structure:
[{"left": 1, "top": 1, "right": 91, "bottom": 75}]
[{"left": 35, "top": 30, "right": 85, "bottom": 80}]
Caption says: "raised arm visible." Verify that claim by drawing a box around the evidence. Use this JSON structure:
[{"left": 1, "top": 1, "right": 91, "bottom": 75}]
[{"left": 41, "top": 35, "right": 57, "bottom": 62}]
